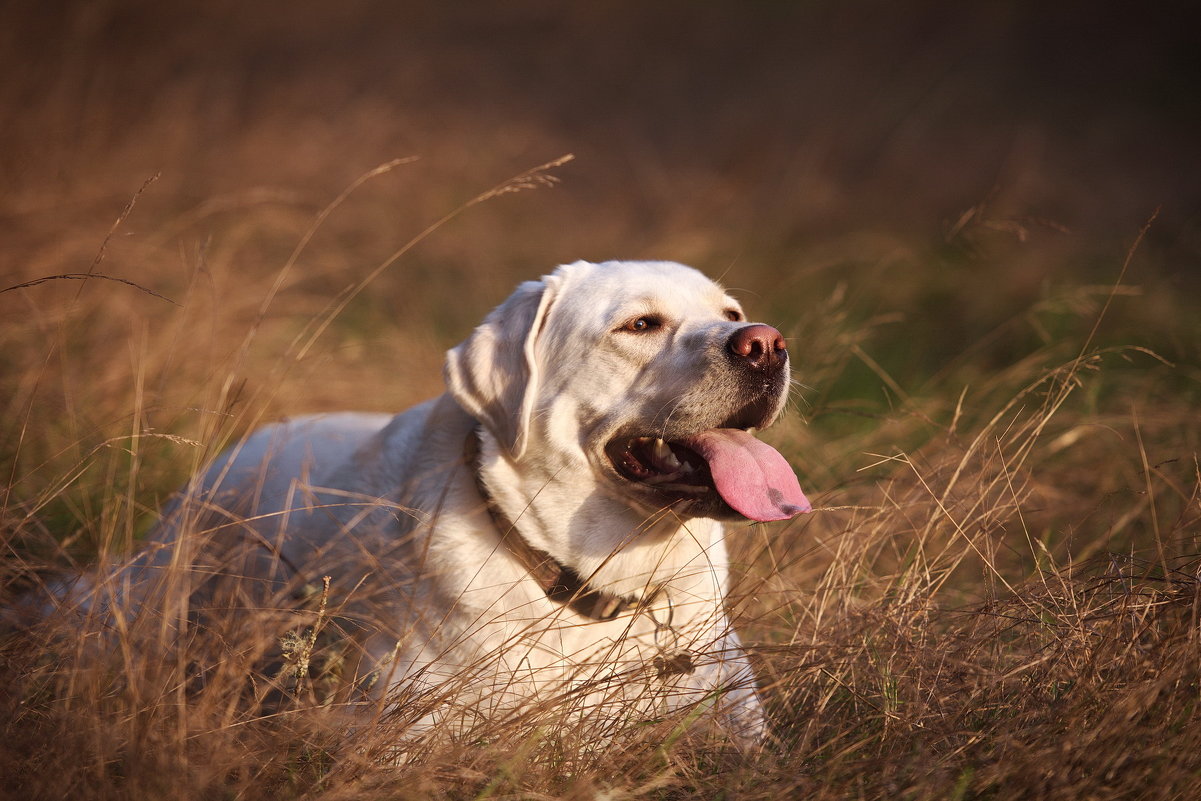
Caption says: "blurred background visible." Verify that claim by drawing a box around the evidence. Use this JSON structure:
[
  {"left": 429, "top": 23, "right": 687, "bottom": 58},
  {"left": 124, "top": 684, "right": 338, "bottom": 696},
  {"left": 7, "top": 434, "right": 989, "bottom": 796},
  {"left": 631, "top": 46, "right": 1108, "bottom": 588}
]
[
  {"left": 5, "top": 6, "right": 1201, "bottom": 793},
  {"left": 1, "top": 0, "right": 1198, "bottom": 549}
]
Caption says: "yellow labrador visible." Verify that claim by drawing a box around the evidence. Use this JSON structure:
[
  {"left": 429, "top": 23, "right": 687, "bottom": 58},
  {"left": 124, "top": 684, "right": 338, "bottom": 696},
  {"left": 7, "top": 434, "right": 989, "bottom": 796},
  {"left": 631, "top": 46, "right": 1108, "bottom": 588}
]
[{"left": 139, "top": 260, "right": 810, "bottom": 742}]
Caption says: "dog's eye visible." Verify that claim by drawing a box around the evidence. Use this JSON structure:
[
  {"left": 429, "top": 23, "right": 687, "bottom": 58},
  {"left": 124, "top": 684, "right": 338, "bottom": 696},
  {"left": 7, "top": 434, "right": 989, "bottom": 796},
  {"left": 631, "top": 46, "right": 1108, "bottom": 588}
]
[
  {"left": 723, "top": 309, "right": 744, "bottom": 322},
  {"left": 622, "top": 316, "right": 663, "bottom": 333}
]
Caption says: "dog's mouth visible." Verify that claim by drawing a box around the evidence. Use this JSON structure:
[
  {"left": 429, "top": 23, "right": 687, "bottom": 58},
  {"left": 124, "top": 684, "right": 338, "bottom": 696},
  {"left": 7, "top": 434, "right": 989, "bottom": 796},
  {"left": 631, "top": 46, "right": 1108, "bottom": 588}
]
[
  {"left": 607, "top": 437, "right": 711, "bottom": 492},
  {"left": 604, "top": 429, "right": 810, "bottom": 522}
]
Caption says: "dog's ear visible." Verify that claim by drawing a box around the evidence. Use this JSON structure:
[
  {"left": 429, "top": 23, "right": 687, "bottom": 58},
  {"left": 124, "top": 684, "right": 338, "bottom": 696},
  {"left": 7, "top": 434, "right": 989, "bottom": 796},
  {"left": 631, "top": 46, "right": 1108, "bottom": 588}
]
[{"left": 444, "top": 277, "right": 558, "bottom": 460}]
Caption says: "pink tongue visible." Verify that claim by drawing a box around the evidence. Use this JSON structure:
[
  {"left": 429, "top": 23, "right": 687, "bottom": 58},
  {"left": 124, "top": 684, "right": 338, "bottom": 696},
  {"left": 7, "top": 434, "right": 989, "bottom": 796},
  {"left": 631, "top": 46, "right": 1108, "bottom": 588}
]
[{"left": 682, "top": 429, "right": 811, "bottom": 522}]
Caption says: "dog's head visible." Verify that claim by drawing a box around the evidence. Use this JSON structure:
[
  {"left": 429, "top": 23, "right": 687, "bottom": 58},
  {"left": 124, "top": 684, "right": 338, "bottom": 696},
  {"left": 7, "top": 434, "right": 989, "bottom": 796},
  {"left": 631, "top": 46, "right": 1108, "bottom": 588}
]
[{"left": 445, "top": 260, "right": 810, "bottom": 523}]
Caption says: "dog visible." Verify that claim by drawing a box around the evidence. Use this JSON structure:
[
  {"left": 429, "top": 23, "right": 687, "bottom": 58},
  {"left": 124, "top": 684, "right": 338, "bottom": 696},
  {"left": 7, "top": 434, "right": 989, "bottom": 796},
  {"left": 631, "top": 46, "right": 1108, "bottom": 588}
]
[{"left": 129, "top": 259, "right": 811, "bottom": 743}]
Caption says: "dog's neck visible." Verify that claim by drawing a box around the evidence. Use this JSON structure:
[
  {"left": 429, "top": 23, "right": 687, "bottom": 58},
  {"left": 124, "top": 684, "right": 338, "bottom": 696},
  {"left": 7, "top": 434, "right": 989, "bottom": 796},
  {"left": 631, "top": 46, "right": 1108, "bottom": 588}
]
[
  {"left": 466, "top": 420, "right": 729, "bottom": 611},
  {"left": 465, "top": 428, "right": 642, "bottom": 620}
]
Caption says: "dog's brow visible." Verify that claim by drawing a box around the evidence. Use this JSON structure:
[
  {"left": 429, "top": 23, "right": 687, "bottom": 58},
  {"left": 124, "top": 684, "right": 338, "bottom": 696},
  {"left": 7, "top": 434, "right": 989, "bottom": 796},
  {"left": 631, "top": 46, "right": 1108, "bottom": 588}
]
[{"left": 612, "top": 297, "right": 662, "bottom": 318}]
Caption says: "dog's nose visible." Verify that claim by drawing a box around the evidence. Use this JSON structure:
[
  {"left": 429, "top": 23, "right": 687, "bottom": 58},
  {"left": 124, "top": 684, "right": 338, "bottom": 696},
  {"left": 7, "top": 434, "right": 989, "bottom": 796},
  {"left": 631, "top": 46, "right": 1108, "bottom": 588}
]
[{"left": 727, "top": 324, "right": 787, "bottom": 370}]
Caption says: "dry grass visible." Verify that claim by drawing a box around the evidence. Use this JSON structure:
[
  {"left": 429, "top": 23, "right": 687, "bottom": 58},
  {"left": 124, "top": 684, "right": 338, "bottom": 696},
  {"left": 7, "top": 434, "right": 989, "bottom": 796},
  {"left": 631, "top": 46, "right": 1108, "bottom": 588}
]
[
  {"left": 2, "top": 166, "right": 1198, "bottom": 799},
  {"left": 3, "top": 1, "right": 1201, "bottom": 798}
]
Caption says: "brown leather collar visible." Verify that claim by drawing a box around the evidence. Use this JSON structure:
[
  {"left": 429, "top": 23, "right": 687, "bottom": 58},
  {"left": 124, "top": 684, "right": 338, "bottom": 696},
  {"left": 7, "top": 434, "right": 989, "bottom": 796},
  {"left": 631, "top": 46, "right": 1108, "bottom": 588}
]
[{"left": 465, "top": 428, "right": 637, "bottom": 621}]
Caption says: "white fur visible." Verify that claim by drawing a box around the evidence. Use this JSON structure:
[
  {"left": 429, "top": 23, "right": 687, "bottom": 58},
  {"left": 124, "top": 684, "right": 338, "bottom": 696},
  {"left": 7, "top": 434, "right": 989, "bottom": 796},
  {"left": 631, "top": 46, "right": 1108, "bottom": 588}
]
[{"left": 138, "top": 260, "right": 791, "bottom": 742}]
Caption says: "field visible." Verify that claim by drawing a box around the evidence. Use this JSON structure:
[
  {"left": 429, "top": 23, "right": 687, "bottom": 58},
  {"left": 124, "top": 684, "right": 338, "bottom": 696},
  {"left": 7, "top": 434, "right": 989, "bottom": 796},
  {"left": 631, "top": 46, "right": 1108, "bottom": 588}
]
[{"left": 2, "top": 1, "right": 1200, "bottom": 798}]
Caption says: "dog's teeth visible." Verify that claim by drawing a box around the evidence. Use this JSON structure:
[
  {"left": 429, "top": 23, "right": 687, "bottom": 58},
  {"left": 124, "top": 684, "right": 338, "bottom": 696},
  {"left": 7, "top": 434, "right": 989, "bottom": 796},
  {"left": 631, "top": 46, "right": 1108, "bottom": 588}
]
[
  {"left": 646, "top": 469, "right": 688, "bottom": 485},
  {"left": 652, "top": 439, "right": 682, "bottom": 469}
]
